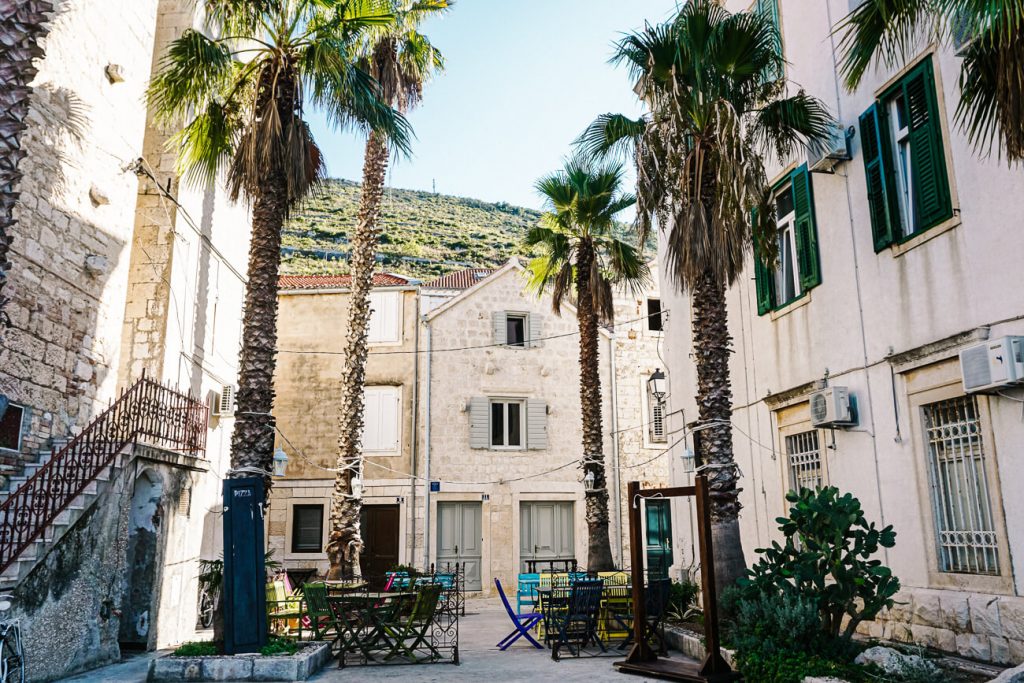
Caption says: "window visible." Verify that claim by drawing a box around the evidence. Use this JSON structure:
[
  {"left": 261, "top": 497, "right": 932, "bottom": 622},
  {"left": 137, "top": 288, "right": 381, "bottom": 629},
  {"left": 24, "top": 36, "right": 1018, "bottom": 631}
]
[
  {"left": 506, "top": 314, "right": 526, "bottom": 347},
  {"left": 646, "top": 298, "right": 663, "bottom": 332},
  {"left": 368, "top": 291, "right": 402, "bottom": 343},
  {"left": 0, "top": 403, "right": 24, "bottom": 452},
  {"left": 493, "top": 311, "right": 536, "bottom": 348},
  {"left": 648, "top": 394, "right": 667, "bottom": 444},
  {"left": 859, "top": 57, "right": 953, "bottom": 251},
  {"left": 922, "top": 396, "right": 999, "bottom": 575},
  {"left": 490, "top": 399, "right": 525, "bottom": 449},
  {"left": 362, "top": 386, "right": 401, "bottom": 454},
  {"left": 291, "top": 504, "right": 324, "bottom": 553},
  {"left": 785, "top": 430, "right": 823, "bottom": 492},
  {"left": 755, "top": 164, "right": 821, "bottom": 314}
]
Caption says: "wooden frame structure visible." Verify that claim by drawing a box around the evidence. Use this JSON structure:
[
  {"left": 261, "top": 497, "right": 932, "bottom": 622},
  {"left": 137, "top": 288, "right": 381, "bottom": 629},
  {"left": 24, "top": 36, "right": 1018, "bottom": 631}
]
[{"left": 614, "top": 475, "right": 742, "bottom": 682}]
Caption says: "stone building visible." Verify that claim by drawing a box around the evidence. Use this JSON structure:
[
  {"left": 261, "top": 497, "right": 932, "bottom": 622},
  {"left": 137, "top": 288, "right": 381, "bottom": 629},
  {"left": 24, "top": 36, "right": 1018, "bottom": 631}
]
[
  {"left": 0, "top": 0, "right": 249, "bottom": 678},
  {"left": 267, "top": 273, "right": 421, "bottom": 580},
  {"left": 659, "top": 0, "right": 1024, "bottom": 665},
  {"left": 267, "top": 260, "right": 671, "bottom": 593}
]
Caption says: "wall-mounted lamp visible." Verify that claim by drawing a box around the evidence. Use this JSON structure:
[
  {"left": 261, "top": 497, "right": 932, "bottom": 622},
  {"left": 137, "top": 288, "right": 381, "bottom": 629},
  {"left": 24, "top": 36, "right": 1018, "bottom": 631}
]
[
  {"left": 583, "top": 470, "right": 596, "bottom": 492},
  {"left": 272, "top": 447, "right": 288, "bottom": 477},
  {"left": 350, "top": 474, "right": 363, "bottom": 499},
  {"left": 648, "top": 369, "right": 667, "bottom": 405}
]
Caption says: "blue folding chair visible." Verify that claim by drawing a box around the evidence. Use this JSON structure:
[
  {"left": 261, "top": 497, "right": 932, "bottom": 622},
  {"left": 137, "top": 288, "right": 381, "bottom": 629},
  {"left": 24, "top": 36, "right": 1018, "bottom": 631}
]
[{"left": 495, "top": 578, "right": 544, "bottom": 650}]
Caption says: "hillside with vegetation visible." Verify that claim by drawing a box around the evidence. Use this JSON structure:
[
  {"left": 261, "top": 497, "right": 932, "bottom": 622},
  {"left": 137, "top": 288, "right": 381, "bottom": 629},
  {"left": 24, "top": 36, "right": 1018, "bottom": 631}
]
[{"left": 281, "top": 179, "right": 544, "bottom": 280}]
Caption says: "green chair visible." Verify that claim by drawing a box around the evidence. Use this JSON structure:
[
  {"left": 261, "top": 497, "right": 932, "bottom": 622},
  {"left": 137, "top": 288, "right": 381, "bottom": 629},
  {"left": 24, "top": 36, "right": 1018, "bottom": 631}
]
[
  {"left": 301, "top": 582, "right": 335, "bottom": 641},
  {"left": 381, "top": 583, "right": 443, "bottom": 663}
]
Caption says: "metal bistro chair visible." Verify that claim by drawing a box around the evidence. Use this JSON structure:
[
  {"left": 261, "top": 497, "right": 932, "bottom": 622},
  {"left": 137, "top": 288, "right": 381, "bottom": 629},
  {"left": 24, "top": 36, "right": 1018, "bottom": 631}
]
[
  {"left": 495, "top": 578, "right": 544, "bottom": 650},
  {"left": 516, "top": 573, "right": 540, "bottom": 613},
  {"left": 612, "top": 576, "right": 672, "bottom": 654},
  {"left": 301, "top": 582, "right": 335, "bottom": 641},
  {"left": 381, "top": 583, "right": 444, "bottom": 663},
  {"left": 550, "top": 578, "right": 604, "bottom": 661}
]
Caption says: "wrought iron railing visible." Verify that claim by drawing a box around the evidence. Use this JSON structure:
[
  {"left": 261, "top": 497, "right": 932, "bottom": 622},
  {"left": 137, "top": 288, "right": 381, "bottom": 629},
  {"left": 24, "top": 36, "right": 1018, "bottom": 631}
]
[{"left": 0, "top": 373, "right": 207, "bottom": 573}]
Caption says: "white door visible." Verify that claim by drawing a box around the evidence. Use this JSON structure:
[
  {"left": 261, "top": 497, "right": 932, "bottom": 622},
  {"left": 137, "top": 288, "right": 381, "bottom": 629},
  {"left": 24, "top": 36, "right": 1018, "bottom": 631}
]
[
  {"left": 520, "top": 501, "right": 574, "bottom": 572},
  {"left": 437, "top": 502, "right": 482, "bottom": 591}
]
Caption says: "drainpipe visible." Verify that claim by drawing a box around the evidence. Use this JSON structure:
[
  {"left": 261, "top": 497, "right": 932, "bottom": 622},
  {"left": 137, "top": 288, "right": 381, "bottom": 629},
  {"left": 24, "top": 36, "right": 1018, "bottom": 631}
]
[
  {"left": 608, "top": 333, "right": 624, "bottom": 568},
  {"left": 422, "top": 315, "right": 433, "bottom": 572},
  {"left": 409, "top": 287, "right": 421, "bottom": 565}
]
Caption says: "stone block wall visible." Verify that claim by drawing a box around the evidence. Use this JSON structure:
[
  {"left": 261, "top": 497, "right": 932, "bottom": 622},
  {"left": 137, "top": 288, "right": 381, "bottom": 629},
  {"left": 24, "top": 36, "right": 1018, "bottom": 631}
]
[{"left": 858, "top": 587, "right": 1024, "bottom": 666}]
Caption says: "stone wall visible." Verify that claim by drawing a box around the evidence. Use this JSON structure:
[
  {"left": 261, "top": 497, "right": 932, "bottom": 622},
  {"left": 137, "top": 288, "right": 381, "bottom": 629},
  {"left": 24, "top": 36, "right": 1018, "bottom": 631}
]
[{"left": 1, "top": 0, "right": 160, "bottom": 458}]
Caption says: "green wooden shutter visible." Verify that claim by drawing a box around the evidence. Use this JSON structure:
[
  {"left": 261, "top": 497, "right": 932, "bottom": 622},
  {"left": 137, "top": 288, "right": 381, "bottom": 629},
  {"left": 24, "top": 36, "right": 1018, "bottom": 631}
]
[
  {"left": 756, "top": 0, "right": 783, "bottom": 81},
  {"left": 791, "top": 164, "right": 821, "bottom": 290},
  {"left": 858, "top": 103, "right": 897, "bottom": 251},
  {"left": 752, "top": 206, "right": 775, "bottom": 315},
  {"left": 902, "top": 58, "right": 952, "bottom": 231}
]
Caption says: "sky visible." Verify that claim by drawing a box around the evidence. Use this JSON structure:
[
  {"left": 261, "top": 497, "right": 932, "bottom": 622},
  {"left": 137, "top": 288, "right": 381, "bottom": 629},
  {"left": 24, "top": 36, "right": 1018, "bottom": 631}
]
[{"left": 309, "top": 0, "right": 680, "bottom": 212}]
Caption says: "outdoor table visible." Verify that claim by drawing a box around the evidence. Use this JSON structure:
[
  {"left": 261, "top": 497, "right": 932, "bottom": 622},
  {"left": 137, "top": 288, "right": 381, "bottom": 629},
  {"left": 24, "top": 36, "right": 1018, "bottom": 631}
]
[
  {"left": 536, "top": 584, "right": 633, "bottom": 647},
  {"left": 326, "top": 591, "right": 416, "bottom": 665}
]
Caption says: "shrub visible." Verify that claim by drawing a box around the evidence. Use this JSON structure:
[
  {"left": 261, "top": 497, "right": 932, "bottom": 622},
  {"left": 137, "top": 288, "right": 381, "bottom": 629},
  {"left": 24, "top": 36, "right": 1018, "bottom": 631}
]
[
  {"left": 736, "top": 649, "right": 866, "bottom": 683},
  {"left": 173, "top": 641, "right": 219, "bottom": 656},
  {"left": 740, "top": 486, "right": 900, "bottom": 641},
  {"left": 259, "top": 637, "right": 300, "bottom": 656}
]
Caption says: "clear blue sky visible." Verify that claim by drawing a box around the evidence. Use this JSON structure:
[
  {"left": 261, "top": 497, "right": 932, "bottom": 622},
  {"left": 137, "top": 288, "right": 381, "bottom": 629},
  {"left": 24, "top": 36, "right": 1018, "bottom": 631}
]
[{"left": 309, "top": 0, "right": 679, "bottom": 211}]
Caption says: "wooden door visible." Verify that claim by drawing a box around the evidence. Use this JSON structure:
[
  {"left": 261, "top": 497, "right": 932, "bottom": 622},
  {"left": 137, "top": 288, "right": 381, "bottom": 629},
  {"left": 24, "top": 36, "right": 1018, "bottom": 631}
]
[
  {"left": 520, "top": 501, "right": 574, "bottom": 572},
  {"left": 645, "top": 499, "right": 673, "bottom": 577},
  {"left": 437, "top": 502, "right": 482, "bottom": 590},
  {"left": 359, "top": 505, "right": 400, "bottom": 583}
]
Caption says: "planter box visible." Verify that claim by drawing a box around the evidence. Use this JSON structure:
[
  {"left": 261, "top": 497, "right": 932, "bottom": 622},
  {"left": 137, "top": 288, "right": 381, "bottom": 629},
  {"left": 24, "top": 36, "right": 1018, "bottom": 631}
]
[
  {"left": 663, "top": 624, "right": 737, "bottom": 668},
  {"left": 148, "top": 642, "right": 332, "bottom": 682}
]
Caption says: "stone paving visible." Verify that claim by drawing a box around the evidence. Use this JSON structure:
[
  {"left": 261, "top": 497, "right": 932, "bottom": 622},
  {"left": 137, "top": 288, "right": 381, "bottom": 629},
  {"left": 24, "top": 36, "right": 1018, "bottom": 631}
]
[{"left": 62, "top": 598, "right": 684, "bottom": 682}]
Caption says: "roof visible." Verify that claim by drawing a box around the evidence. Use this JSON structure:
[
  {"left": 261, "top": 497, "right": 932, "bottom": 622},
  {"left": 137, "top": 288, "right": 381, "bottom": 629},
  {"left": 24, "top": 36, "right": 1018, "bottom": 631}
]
[
  {"left": 278, "top": 273, "right": 415, "bottom": 290},
  {"left": 422, "top": 268, "right": 496, "bottom": 290}
]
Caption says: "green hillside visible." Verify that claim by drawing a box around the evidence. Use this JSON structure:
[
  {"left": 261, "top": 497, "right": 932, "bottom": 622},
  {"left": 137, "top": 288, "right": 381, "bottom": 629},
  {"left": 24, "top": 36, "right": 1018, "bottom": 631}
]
[{"left": 281, "top": 179, "right": 542, "bottom": 280}]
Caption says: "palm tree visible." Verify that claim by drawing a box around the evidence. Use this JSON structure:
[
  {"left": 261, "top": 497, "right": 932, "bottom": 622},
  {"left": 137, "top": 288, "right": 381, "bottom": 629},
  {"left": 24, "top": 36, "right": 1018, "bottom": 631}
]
[
  {"left": 0, "top": 0, "right": 54, "bottom": 327},
  {"left": 328, "top": 0, "right": 448, "bottom": 580},
  {"left": 580, "top": 0, "right": 833, "bottom": 588},
  {"left": 148, "top": 0, "right": 410, "bottom": 481},
  {"left": 525, "top": 156, "right": 648, "bottom": 572},
  {"left": 837, "top": 0, "right": 1024, "bottom": 162}
]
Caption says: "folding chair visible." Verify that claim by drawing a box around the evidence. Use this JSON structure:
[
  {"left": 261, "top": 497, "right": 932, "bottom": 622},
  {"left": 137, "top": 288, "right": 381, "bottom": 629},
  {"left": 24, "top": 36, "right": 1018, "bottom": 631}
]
[
  {"left": 516, "top": 573, "right": 540, "bottom": 613},
  {"left": 612, "top": 576, "right": 671, "bottom": 654},
  {"left": 551, "top": 578, "right": 605, "bottom": 660},
  {"left": 381, "top": 583, "right": 444, "bottom": 662},
  {"left": 494, "top": 578, "right": 544, "bottom": 650},
  {"left": 301, "top": 582, "right": 334, "bottom": 641}
]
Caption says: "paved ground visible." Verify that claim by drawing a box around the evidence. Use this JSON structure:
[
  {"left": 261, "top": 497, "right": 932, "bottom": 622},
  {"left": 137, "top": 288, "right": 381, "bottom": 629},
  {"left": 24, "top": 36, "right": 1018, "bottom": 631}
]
[{"left": 62, "top": 598, "right": 697, "bottom": 682}]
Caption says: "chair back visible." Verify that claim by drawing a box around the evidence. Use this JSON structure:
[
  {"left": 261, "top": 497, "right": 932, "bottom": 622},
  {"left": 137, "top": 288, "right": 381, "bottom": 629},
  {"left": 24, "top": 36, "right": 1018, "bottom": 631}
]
[
  {"left": 410, "top": 583, "right": 444, "bottom": 624},
  {"left": 567, "top": 578, "right": 604, "bottom": 617},
  {"left": 266, "top": 580, "right": 288, "bottom": 603},
  {"left": 303, "top": 582, "right": 331, "bottom": 616},
  {"left": 494, "top": 577, "right": 519, "bottom": 615},
  {"left": 646, "top": 577, "right": 672, "bottom": 618}
]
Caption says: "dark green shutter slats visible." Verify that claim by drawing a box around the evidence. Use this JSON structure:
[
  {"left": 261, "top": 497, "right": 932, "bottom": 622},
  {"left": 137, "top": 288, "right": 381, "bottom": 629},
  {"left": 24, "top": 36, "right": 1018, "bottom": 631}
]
[
  {"left": 791, "top": 164, "right": 821, "bottom": 290},
  {"left": 757, "top": 0, "right": 783, "bottom": 81},
  {"left": 859, "top": 103, "right": 897, "bottom": 251},
  {"left": 903, "top": 59, "right": 952, "bottom": 231},
  {"left": 752, "top": 206, "right": 774, "bottom": 316}
]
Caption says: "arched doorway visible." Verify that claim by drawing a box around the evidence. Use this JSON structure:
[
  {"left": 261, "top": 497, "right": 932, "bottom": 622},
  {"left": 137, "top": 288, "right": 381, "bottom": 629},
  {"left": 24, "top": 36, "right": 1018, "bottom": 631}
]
[{"left": 120, "top": 470, "right": 165, "bottom": 649}]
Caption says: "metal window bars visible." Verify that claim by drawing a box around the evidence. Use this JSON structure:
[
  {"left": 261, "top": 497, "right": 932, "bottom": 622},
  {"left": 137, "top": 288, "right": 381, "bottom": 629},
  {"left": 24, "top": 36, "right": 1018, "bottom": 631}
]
[
  {"left": 923, "top": 396, "right": 999, "bottom": 575},
  {"left": 785, "top": 430, "right": 823, "bottom": 493}
]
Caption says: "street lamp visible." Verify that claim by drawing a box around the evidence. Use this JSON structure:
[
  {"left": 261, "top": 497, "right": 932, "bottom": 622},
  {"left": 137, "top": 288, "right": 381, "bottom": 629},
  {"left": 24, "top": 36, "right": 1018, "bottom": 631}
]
[
  {"left": 350, "top": 473, "right": 363, "bottom": 499},
  {"left": 583, "top": 470, "right": 596, "bottom": 492},
  {"left": 272, "top": 447, "right": 289, "bottom": 477},
  {"left": 648, "top": 369, "right": 667, "bottom": 405}
]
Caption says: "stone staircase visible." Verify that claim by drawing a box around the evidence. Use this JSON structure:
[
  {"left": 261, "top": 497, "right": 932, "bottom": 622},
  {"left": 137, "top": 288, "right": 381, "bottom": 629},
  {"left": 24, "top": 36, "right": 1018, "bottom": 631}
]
[
  {"left": 0, "top": 438, "right": 131, "bottom": 588},
  {"left": 0, "top": 374, "right": 207, "bottom": 589}
]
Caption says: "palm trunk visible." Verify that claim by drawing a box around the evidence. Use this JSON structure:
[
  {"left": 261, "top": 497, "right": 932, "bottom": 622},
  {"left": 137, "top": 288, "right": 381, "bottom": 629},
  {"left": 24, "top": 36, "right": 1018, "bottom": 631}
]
[
  {"left": 327, "top": 131, "right": 389, "bottom": 580},
  {"left": 0, "top": 0, "right": 53, "bottom": 327},
  {"left": 576, "top": 241, "right": 614, "bottom": 572},
  {"left": 691, "top": 271, "right": 746, "bottom": 590},
  {"left": 228, "top": 67, "right": 293, "bottom": 484}
]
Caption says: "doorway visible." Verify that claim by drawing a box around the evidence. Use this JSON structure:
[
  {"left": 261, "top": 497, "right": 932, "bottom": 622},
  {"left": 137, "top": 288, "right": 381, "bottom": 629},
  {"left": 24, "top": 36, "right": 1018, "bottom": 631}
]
[
  {"left": 645, "top": 499, "right": 673, "bottom": 577},
  {"left": 120, "top": 470, "right": 164, "bottom": 649},
  {"left": 436, "top": 502, "right": 482, "bottom": 590},
  {"left": 519, "top": 501, "right": 575, "bottom": 572},
  {"left": 359, "top": 504, "right": 400, "bottom": 583}
]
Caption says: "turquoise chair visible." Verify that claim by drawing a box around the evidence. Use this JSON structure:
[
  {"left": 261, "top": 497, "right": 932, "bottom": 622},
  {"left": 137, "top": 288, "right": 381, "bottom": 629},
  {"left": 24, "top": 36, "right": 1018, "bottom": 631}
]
[{"left": 516, "top": 573, "right": 540, "bottom": 613}]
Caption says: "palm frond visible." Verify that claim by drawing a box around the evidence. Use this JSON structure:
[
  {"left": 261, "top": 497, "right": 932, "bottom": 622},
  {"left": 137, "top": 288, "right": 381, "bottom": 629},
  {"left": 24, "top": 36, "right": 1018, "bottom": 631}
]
[
  {"left": 835, "top": 0, "right": 939, "bottom": 90},
  {"left": 148, "top": 29, "right": 235, "bottom": 124},
  {"left": 577, "top": 113, "right": 648, "bottom": 161},
  {"left": 752, "top": 91, "right": 836, "bottom": 162}
]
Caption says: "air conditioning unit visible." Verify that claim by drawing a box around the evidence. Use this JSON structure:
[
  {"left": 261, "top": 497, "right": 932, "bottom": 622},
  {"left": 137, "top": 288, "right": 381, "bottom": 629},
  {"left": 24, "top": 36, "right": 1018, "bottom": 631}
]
[
  {"left": 960, "top": 336, "right": 1024, "bottom": 393},
  {"left": 810, "top": 386, "right": 856, "bottom": 428},
  {"left": 210, "top": 384, "right": 236, "bottom": 416},
  {"left": 808, "top": 122, "right": 851, "bottom": 173}
]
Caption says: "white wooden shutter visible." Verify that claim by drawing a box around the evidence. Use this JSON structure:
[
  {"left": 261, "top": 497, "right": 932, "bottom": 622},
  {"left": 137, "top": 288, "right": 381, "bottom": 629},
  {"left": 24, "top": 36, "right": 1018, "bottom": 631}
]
[
  {"left": 468, "top": 396, "right": 489, "bottom": 449},
  {"left": 368, "top": 292, "right": 401, "bottom": 343},
  {"left": 363, "top": 386, "right": 400, "bottom": 453},
  {"left": 492, "top": 311, "right": 507, "bottom": 346},
  {"left": 527, "top": 313, "right": 542, "bottom": 348},
  {"left": 526, "top": 399, "right": 548, "bottom": 450}
]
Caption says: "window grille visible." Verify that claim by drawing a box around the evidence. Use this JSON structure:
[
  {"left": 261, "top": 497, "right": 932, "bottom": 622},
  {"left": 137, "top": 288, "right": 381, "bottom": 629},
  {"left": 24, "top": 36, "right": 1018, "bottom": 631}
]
[
  {"left": 923, "top": 396, "right": 999, "bottom": 575},
  {"left": 785, "top": 430, "right": 823, "bottom": 492}
]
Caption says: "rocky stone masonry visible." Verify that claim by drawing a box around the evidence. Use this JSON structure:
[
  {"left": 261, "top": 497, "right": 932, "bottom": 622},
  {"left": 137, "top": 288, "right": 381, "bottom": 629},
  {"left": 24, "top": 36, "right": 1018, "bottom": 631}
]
[
  {"left": 856, "top": 587, "right": 1024, "bottom": 666},
  {"left": 148, "top": 642, "right": 332, "bottom": 682}
]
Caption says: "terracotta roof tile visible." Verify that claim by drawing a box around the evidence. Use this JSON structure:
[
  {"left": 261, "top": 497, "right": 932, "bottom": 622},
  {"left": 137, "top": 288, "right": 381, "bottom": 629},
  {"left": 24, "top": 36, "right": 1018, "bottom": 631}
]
[
  {"left": 278, "top": 273, "right": 413, "bottom": 290},
  {"left": 422, "top": 268, "right": 495, "bottom": 290}
]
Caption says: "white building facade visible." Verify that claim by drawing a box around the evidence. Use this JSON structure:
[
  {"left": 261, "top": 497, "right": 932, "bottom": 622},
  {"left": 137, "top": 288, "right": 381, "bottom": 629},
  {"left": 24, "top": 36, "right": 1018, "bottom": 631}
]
[{"left": 659, "top": 0, "right": 1024, "bottom": 665}]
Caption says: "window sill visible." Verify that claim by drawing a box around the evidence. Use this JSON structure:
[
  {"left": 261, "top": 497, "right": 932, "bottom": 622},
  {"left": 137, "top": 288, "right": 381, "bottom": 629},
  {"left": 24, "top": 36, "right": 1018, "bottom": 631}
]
[
  {"left": 890, "top": 214, "right": 961, "bottom": 257},
  {"left": 284, "top": 551, "right": 328, "bottom": 562},
  {"left": 769, "top": 291, "right": 812, "bottom": 321},
  {"left": 923, "top": 569, "right": 1014, "bottom": 596},
  {"left": 365, "top": 451, "right": 402, "bottom": 458}
]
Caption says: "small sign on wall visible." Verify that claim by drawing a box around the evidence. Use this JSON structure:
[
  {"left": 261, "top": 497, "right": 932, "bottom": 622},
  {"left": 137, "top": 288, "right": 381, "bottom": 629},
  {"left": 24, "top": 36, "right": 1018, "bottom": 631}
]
[{"left": 430, "top": 481, "right": 440, "bottom": 493}]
